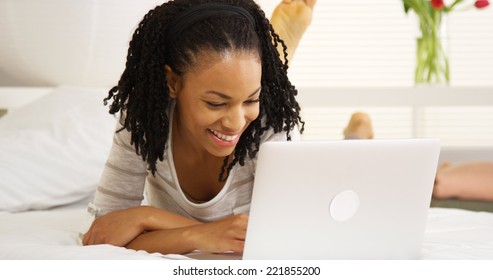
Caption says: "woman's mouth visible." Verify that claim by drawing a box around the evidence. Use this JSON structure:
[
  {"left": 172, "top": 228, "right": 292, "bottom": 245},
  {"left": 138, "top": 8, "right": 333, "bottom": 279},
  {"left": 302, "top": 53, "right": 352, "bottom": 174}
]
[
  {"left": 209, "top": 129, "right": 239, "bottom": 142},
  {"left": 209, "top": 129, "right": 240, "bottom": 148}
]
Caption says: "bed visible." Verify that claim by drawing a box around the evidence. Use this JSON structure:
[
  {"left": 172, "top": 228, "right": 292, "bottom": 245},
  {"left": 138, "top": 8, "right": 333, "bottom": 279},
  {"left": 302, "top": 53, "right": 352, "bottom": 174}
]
[{"left": 1, "top": 86, "right": 493, "bottom": 260}]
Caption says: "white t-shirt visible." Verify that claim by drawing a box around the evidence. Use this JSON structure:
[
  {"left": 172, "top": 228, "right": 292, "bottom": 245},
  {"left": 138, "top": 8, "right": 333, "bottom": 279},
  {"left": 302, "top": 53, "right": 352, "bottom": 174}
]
[{"left": 92, "top": 104, "right": 300, "bottom": 222}]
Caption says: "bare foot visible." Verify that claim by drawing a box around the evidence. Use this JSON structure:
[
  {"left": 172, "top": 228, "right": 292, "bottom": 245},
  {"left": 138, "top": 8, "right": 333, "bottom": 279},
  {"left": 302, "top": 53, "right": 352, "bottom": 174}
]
[
  {"left": 433, "top": 161, "right": 493, "bottom": 201},
  {"left": 343, "top": 112, "right": 374, "bottom": 139},
  {"left": 270, "top": 0, "right": 317, "bottom": 62}
]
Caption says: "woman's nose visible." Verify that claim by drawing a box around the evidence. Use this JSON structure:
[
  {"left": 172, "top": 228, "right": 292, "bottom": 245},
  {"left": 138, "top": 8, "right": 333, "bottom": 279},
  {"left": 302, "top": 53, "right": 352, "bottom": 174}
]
[{"left": 222, "top": 106, "right": 246, "bottom": 132}]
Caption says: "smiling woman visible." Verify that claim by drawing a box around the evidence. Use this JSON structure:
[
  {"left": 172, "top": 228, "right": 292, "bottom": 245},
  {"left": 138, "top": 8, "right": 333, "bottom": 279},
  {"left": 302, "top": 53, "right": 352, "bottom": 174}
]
[
  {"left": 166, "top": 51, "right": 262, "bottom": 162},
  {"left": 81, "top": 0, "right": 315, "bottom": 255}
]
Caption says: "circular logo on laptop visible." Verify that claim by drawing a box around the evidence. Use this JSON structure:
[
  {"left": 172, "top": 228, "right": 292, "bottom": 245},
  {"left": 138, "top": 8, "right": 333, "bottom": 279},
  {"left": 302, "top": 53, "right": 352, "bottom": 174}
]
[{"left": 329, "top": 190, "right": 360, "bottom": 222}]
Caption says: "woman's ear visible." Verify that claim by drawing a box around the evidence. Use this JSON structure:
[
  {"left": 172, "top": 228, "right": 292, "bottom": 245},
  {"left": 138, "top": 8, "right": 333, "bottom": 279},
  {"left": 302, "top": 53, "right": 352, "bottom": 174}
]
[{"left": 165, "top": 65, "right": 181, "bottom": 98}]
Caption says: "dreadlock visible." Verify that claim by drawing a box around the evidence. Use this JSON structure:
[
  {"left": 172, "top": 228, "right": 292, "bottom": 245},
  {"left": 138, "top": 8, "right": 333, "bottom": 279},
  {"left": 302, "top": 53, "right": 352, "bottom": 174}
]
[{"left": 103, "top": 0, "right": 304, "bottom": 181}]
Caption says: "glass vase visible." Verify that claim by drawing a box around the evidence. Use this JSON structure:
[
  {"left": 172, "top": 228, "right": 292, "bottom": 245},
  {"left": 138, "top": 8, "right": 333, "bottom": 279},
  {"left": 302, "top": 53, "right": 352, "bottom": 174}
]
[{"left": 415, "top": 14, "right": 450, "bottom": 85}]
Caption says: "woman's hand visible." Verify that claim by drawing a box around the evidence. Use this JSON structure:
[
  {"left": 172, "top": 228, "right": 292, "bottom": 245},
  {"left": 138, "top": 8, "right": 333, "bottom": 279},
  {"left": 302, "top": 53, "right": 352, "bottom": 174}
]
[
  {"left": 82, "top": 207, "right": 148, "bottom": 247},
  {"left": 187, "top": 214, "right": 249, "bottom": 254},
  {"left": 270, "top": 0, "right": 317, "bottom": 62}
]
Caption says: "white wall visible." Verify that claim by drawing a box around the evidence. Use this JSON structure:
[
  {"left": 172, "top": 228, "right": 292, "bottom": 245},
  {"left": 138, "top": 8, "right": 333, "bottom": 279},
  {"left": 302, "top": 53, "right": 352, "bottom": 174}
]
[
  {"left": 0, "top": 70, "right": 23, "bottom": 86},
  {"left": 0, "top": 0, "right": 162, "bottom": 87},
  {"left": 0, "top": 0, "right": 491, "bottom": 148}
]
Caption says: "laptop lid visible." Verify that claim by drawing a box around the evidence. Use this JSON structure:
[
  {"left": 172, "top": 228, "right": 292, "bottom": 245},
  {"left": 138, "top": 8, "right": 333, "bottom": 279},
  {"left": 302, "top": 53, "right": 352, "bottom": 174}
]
[{"left": 243, "top": 139, "right": 440, "bottom": 260}]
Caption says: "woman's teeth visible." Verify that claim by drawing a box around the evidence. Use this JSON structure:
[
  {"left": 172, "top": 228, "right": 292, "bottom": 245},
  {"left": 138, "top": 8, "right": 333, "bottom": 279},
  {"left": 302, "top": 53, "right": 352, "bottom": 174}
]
[{"left": 210, "top": 129, "right": 238, "bottom": 142}]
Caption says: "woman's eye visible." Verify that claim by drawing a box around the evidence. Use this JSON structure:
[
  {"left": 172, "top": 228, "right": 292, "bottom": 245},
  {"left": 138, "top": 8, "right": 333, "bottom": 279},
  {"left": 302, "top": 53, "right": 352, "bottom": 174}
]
[
  {"left": 206, "top": 101, "right": 225, "bottom": 108},
  {"left": 245, "top": 99, "right": 260, "bottom": 105}
]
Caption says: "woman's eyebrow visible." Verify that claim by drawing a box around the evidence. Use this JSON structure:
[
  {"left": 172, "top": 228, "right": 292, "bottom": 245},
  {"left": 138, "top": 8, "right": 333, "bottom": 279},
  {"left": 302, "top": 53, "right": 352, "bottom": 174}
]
[{"left": 205, "top": 86, "right": 261, "bottom": 100}]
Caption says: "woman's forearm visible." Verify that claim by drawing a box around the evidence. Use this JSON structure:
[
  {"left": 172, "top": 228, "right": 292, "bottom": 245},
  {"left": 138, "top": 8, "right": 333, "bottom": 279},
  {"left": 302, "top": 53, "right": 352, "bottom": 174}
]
[
  {"left": 126, "top": 214, "right": 248, "bottom": 255},
  {"left": 125, "top": 227, "right": 196, "bottom": 254},
  {"left": 124, "top": 207, "right": 202, "bottom": 254},
  {"left": 140, "top": 206, "right": 200, "bottom": 230},
  {"left": 83, "top": 206, "right": 201, "bottom": 247}
]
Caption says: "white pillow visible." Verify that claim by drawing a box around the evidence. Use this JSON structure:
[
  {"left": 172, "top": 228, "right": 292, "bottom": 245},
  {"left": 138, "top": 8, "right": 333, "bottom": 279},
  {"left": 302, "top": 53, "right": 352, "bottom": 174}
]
[{"left": 0, "top": 86, "right": 116, "bottom": 212}]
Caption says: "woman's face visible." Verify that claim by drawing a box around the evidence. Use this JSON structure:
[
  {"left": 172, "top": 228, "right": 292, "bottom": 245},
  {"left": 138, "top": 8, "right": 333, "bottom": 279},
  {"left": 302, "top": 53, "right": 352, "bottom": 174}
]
[{"left": 168, "top": 50, "right": 262, "bottom": 158}]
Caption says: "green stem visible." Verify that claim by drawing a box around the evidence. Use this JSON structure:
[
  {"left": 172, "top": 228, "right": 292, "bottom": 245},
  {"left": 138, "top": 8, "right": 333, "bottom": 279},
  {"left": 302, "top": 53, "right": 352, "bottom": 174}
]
[{"left": 415, "top": 11, "right": 450, "bottom": 85}]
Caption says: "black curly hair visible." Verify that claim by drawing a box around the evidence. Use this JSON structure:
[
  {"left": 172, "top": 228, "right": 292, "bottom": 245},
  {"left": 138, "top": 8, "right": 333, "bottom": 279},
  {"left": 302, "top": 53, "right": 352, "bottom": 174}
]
[{"left": 104, "top": 0, "right": 304, "bottom": 181}]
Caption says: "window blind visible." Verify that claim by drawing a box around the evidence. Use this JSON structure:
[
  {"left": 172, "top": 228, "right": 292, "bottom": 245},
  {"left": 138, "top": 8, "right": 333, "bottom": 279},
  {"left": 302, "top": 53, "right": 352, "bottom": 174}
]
[
  {"left": 275, "top": 0, "right": 493, "bottom": 87},
  {"left": 258, "top": 0, "right": 493, "bottom": 147}
]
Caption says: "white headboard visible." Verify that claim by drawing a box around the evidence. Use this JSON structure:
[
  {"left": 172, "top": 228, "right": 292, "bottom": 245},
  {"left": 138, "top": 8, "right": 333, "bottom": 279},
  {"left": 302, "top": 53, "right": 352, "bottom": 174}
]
[{"left": 0, "top": 0, "right": 162, "bottom": 87}]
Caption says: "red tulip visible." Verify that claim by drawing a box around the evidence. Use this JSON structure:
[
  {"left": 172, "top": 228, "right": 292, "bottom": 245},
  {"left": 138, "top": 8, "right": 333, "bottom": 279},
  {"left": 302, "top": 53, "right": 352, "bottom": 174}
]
[
  {"left": 475, "top": 0, "right": 490, "bottom": 8},
  {"left": 430, "top": 0, "right": 445, "bottom": 10}
]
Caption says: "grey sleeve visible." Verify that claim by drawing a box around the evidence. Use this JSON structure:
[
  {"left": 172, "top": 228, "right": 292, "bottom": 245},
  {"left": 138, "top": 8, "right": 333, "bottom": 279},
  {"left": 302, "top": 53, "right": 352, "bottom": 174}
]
[{"left": 91, "top": 124, "right": 148, "bottom": 217}]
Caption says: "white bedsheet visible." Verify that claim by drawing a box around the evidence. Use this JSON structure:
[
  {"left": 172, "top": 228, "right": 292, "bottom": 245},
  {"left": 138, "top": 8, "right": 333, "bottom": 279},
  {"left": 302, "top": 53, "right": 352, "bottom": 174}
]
[
  {"left": 1, "top": 202, "right": 492, "bottom": 260},
  {"left": 0, "top": 199, "right": 187, "bottom": 260},
  {"left": 422, "top": 208, "right": 493, "bottom": 259}
]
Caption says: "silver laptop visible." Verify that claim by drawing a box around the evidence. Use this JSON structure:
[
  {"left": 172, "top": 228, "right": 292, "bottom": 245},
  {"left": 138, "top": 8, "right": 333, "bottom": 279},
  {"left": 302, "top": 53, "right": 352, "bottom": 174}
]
[{"left": 242, "top": 139, "right": 440, "bottom": 260}]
